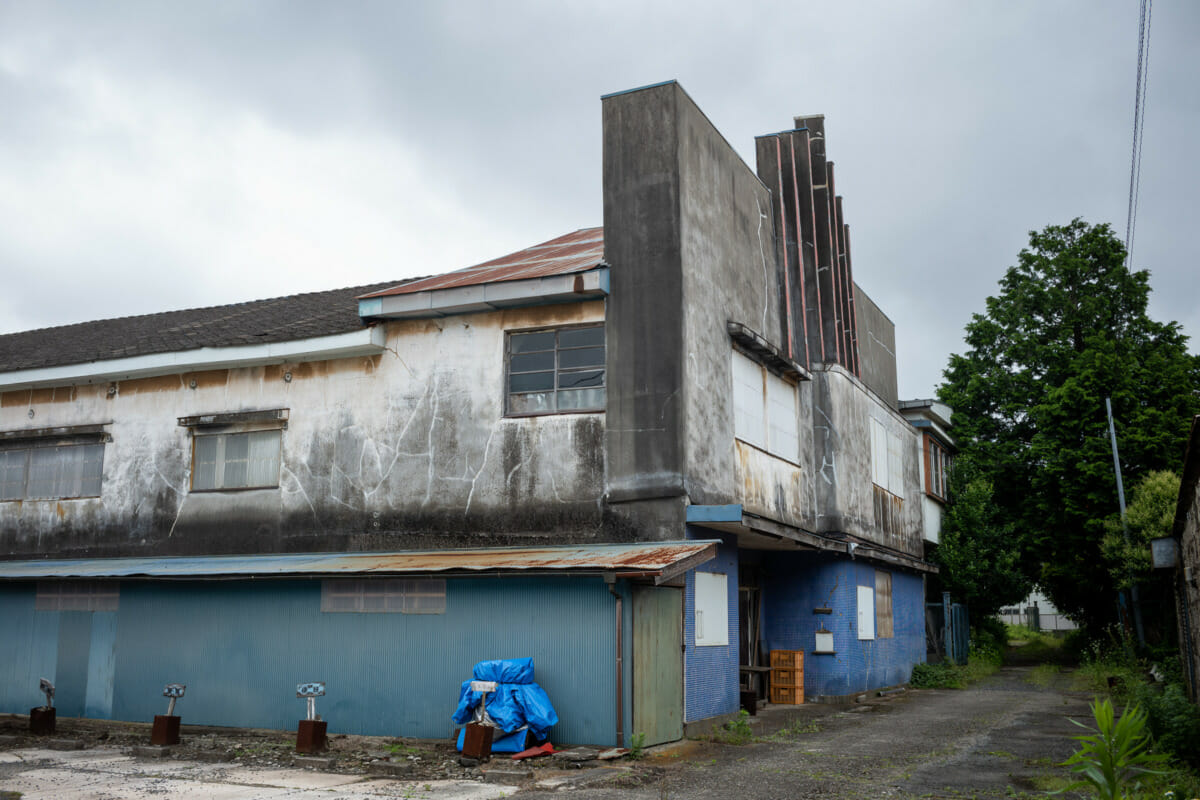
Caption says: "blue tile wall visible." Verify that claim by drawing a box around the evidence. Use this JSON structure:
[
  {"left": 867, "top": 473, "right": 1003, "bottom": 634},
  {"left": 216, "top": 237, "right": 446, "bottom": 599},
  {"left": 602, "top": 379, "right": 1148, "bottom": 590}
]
[
  {"left": 761, "top": 553, "right": 925, "bottom": 698},
  {"left": 683, "top": 528, "right": 739, "bottom": 723}
]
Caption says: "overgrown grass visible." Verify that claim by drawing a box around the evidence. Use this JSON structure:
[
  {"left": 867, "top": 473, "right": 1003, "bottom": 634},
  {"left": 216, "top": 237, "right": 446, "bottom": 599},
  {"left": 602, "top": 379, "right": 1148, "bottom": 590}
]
[
  {"left": 1026, "top": 663, "right": 1061, "bottom": 688},
  {"left": 710, "top": 710, "right": 754, "bottom": 745},
  {"left": 907, "top": 623, "right": 1003, "bottom": 690},
  {"left": 1003, "top": 623, "right": 1072, "bottom": 665}
]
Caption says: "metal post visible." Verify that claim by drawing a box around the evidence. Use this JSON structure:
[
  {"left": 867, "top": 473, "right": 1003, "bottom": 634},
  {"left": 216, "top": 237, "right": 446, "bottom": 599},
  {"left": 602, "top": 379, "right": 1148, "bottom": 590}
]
[{"left": 1106, "top": 397, "right": 1146, "bottom": 647}]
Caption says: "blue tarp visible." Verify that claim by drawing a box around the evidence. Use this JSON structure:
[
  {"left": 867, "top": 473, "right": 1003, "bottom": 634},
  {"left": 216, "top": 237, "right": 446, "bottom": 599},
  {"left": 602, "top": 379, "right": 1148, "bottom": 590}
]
[{"left": 452, "top": 658, "right": 558, "bottom": 752}]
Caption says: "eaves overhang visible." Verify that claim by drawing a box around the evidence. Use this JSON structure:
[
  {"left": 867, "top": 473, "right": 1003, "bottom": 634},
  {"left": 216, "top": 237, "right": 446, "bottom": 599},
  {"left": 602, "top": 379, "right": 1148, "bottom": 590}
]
[
  {"left": 0, "top": 327, "right": 388, "bottom": 392},
  {"left": 686, "top": 504, "right": 936, "bottom": 573},
  {"left": 0, "top": 540, "right": 718, "bottom": 587},
  {"left": 727, "top": 321, "right": 811, "bottom": 382},
  {"left": 357, "top": 267, "right": 610, "bottom": 321}
]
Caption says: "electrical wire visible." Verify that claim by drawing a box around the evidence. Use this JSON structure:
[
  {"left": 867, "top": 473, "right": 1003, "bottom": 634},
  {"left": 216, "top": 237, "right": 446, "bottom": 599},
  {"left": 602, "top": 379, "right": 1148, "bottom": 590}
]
[{"left": 1124, "top": 0, "right": 1153, "bottom": 271}]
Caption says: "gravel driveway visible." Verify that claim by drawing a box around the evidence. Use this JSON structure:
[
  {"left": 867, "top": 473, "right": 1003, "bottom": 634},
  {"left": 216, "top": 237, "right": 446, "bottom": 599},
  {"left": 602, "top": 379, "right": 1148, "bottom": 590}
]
[{"left": 515, "top": 665, "right": 1091, "bottom": 799}]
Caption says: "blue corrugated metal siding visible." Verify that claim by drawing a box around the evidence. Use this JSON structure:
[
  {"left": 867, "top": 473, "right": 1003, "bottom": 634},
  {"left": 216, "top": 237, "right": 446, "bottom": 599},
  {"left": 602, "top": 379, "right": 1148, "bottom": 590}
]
[
  {"left": 93, "top": 576, "right": 616, "bottom": 744},
  {"left": 0, "top": 584, "right": 58, "bottom": 711},
  {"left": 762, "top": 552, "right": 925, "bottom": 697},
  {"left": 682, "top": 529, "right": 740, "bottom": 723},
  {"left": 55, "top": 612, "right": 92, "bottom": 717},
  {"left": 84, "top": 612, "right": 118, "bottom": 719}
]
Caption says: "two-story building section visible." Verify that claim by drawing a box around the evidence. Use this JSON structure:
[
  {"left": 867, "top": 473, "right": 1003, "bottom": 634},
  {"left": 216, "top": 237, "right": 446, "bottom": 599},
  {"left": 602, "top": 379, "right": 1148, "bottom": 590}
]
[{"left": 0, "top": 81, "right": 934, "bottom": 747}]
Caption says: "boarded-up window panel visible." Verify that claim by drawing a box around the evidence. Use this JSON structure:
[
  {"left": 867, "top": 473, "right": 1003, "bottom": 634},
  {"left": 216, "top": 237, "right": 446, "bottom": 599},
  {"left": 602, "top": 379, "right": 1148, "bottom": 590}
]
[
  {"left": 870, "top": 419, "right": 887, "bottom": 488},
  {"left": 732, "top": 352, "right": 766, "bottom": 449},
  {"left": 875, "top": 571, "right": 893, "bottom": 638},
  {"left": 765, "top": 371, "right": 799, "bottom": 462}
]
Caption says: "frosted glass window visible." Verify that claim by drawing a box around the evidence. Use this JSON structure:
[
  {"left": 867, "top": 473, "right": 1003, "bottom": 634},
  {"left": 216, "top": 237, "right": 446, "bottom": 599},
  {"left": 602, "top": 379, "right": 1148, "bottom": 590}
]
[
  {"left": 321, "top": 579, "right": 446, "bottom": 614},
  {"left": 733, "top": 351, "right": 799, "bottom": 462},
  {"left": 887, "top": 430, "right": 904, "bottom": 495},
  {"left": 192, "top": 430, "right": 281, "bottom": 491},
  {"left": 694, "top": 571, "right": 729, "bottom": 646},
  {"left": 0, "top": 443, "right": 104, "bottom": 501},
  {"left": 36, "top": 581, "right": 119, "bottom": 611},
  {"left": 857, "top": 584, "right": 876, "bottom": 640}
]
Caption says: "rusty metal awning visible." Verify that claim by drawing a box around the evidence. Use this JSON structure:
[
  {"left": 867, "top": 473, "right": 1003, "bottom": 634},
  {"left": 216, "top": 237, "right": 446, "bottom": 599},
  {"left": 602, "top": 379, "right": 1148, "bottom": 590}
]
[{"left": 0, "top": 540, "right": 718, "bottom": 586}]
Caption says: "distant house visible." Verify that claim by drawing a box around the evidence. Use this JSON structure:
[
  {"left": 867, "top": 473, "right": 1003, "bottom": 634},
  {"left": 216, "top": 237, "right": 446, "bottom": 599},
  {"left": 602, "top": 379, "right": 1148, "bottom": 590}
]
[
  {"left": 0, "top": 81, "right": 936, "bottom": 745},
  {"left": 898, "top": 399, "right": 954, "bottom": 550},
  {"left": 1173, "top": 415, "right": 1200, "bottom": 703}
]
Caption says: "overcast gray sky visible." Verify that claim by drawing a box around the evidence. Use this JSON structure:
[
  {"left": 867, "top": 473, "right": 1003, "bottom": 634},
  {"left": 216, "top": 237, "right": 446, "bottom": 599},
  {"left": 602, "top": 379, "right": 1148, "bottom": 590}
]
[{"left": 1, "top": 1, "right": 1196, "bottom": 399}]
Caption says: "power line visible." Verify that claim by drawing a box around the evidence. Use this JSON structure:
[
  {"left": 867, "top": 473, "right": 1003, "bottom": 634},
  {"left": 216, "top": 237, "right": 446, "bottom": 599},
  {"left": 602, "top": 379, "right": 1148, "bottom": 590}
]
[{"left": 1124, "top": 0, "right": 1153, "bottom": 271}]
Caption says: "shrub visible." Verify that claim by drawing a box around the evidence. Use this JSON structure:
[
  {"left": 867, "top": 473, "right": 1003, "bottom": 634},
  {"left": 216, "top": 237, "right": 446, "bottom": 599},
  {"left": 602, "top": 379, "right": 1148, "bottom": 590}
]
[{"left": 910, "top": 662, "right": 962, "bottom": 689}]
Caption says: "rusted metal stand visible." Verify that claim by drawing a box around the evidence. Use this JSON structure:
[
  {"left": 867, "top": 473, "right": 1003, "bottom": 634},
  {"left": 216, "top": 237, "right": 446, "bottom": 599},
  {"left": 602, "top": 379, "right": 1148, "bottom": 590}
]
[
  {"left": 295, "top": 682, "right": 328, "bottom": 754},
  {"left": 30, "top": 679, "right": 56, "bottom": 735},
  {"left": 151, "top": 684, "right": 186, "bottom": 746}
]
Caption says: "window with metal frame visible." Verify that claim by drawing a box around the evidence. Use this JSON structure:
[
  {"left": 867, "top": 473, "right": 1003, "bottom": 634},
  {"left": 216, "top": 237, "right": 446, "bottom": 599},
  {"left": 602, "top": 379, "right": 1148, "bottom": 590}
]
[
  {"left": 320, "top": 578, "right": 446, "bottom": 614},
  {"left": 191, "top": 429, "right": 281, "bottom": 491},
  {"left": 925, "top": 436, "right": 951, "bottom": 500},
  {"left": 36, "top": 581, "right": 119, "bottom": 611},
  {"left": 0, "top": 443, "right": 104, "bottom": 501},
  {"left": 506, "top": 325, "right": 605, "bottom": 415}
]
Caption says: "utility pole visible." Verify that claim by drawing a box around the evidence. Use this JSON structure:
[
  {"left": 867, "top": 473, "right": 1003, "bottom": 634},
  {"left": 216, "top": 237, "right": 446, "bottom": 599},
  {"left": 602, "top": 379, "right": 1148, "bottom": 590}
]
[{"left": 1106, "top": 397, "right": 1146, "bottom": 647}]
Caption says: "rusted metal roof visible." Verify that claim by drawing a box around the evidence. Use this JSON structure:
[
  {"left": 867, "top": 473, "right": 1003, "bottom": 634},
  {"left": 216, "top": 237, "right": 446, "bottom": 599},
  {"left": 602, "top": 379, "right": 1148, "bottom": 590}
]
[
  {"left": 0, "top": 540, "right": 717, "bottom": 583},
  {"left": 360, "top": 228, "right": 604, "bottom": 299}
]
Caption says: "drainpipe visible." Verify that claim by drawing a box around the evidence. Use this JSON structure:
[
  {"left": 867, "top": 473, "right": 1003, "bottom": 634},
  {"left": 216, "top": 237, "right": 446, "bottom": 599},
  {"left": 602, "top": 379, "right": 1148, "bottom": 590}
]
[{"left": 605, "top": 575, "right": 624, "bottom": 747}]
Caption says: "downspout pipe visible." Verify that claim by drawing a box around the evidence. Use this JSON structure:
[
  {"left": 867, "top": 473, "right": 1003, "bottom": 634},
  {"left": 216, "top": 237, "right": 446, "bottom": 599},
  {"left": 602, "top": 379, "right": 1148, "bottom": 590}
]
[{"left": 605, "top": 575, "right": 624, "bottom": 747}]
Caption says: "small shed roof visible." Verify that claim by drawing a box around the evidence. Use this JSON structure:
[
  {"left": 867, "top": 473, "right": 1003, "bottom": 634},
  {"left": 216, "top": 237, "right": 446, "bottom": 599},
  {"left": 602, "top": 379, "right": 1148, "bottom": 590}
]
[{"left": 0, "top": 540, "right": 716, "bottom": 585}]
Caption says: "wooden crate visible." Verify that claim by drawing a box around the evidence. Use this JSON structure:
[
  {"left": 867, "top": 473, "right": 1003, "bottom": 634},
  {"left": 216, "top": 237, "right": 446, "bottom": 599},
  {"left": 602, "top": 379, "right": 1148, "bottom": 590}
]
[
  {"left": 770, "top": 684, "right": 804, "bottom": 705},
  {"left": 770, "top": 649, "right": 804, "bottom": 669},
  {"left": 771, "top": 667, "right": 802, "bottom": 687}
]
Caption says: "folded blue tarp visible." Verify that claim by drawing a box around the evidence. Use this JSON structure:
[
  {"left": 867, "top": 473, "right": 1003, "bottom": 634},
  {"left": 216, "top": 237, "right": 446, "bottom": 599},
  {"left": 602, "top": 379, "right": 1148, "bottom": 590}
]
[{"left": 452, "top": 658, "right": 558, "bottom": 752}]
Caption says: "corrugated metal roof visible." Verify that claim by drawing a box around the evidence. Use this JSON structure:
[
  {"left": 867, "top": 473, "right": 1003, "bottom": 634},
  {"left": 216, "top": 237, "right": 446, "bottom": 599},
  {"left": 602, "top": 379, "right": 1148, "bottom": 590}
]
[
  {"left": 360, "top": 228, "right": 605, "bottom": 299},
  {"left": 0, "top": 540, "right": 717, "bottom": 580}
]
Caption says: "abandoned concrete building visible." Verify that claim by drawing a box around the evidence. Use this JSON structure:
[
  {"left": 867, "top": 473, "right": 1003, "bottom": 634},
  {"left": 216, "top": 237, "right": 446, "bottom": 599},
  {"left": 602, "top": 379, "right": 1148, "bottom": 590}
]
[{"left": 0, "top": 81, "right": 935, "bottom": 746}]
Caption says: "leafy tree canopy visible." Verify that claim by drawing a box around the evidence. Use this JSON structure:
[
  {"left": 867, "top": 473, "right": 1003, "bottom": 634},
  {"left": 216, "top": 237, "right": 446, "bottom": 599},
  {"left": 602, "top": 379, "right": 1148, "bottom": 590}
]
[
  {"left": 1101, "top": 470, "right": 1181, "bottom": 590},
  {"left": 931, "top": 455, "right": 1030, "bottom": 616},
  {"left": 938, "top": 219, "right": 1200, "bottom": 631}
]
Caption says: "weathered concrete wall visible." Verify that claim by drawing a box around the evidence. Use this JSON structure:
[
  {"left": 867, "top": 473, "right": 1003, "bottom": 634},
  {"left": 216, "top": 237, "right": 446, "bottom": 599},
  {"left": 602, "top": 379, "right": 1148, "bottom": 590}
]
[
  {"left": 0, "top": 302, "right": 607, "bottom": 559},
  {"left": 811, "top": 365, "right": 922, "bottom": 555},
  {"left": 602, "top": 81, "right": 815, "bottom": 534},
  {"left": 853, "top": 285, "right": 898, "bottom": 410},
  {"left": 601, "top": 82, "right": 690, "bottom": 540}
]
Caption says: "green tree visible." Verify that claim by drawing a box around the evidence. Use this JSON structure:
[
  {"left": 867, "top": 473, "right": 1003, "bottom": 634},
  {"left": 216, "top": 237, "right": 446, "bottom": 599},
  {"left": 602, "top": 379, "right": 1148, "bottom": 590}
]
[
  {"left": 1101, "top": 470, "right": 1181, "bottom": 589},
  {"left": 938, "top": 219, "right": 1200, "bottom": 633},
  {"left": 932, "top": 455, "right": 1030, "bottom": 616}
]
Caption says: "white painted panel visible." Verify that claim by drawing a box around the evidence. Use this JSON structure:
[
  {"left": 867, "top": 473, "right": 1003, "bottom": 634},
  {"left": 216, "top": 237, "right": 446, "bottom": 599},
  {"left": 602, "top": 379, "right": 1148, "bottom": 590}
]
[
  {"left": 765, "top": 371, "right": 799, "bottom": 462},
  {"left": 731, "top": 352, "right": 765, "bottom": 449},
  {"left": 694, "top": 571, "right": 729, "bottom": 646},
  {"left": 870, "top": 418, "right": 887, "bottom": 488},
  {"left": 857, "top": 584, "right": 875, "bottom": 640}
]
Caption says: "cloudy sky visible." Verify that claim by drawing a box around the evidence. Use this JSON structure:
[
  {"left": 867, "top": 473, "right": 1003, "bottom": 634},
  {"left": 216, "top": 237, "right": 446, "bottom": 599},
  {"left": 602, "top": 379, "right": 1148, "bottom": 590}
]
[{"left": 1, "top": 1, "right": 1196, "bottom": 399}]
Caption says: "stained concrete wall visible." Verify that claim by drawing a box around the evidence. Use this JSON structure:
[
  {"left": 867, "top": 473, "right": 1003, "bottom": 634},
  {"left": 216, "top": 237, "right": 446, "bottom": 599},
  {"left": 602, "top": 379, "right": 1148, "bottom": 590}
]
[
  {"left": 0, "top": 302, "right": 607, "bottom": 559},
  {"left": 811, "top": 366, "right": 922, "bottom": 555}
]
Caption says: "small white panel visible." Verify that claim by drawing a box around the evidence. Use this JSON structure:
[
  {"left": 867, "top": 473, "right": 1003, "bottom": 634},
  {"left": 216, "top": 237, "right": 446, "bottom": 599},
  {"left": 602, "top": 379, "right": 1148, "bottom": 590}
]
[
  {"left": 694, "top": 571, "right": 729, "bottom": 646},
  {"left": 857, "top": 585, "right": 875, "bottom": 640}
]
